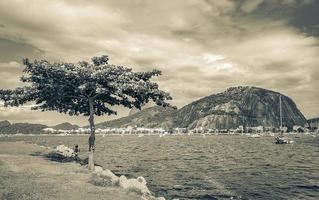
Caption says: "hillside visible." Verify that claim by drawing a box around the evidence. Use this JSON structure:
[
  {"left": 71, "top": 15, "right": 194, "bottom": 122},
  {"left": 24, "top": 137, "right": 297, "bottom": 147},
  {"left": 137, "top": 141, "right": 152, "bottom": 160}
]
[
  {"left": 98, "top": 86, "right": 307, "bottom": 130},
  {"left": 96, "top": 106, "right": 177, "bottom": 129},
  {"left": 0, "top": 121, "right": 48, "bottom": 134}
]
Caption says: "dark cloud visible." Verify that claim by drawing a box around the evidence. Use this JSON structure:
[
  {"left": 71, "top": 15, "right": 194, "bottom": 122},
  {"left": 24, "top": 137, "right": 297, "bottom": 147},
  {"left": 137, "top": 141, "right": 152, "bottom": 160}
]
[
  {"left": 290, "top": 1, "right": 319, "bottom": 36},
  {"left": 0, "top": 38, "right": 44, "bottom": 62},
  {"left": 262, "top": 61, "right": 299, "bottom": 72},
  {"left": 239, "top": 0, "right": 319, "bottom": 36}
]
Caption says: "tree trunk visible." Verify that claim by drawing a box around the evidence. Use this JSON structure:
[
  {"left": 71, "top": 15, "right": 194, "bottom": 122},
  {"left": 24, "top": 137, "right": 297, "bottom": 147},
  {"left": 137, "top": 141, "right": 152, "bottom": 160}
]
[{"left": 88, "top": 97, "right": 95, "bottom": 170}]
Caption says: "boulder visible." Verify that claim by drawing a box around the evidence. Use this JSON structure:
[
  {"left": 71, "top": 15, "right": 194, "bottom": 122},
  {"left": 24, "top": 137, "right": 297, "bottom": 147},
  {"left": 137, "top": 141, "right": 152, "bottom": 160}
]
[
  {"left": 93, "top": 167, "right": 119, "bottom": 186},
  {"left": 119, "top": 175, "right": 151, "bottom": 195},
  {"left": 98, "top": 169, "right": 119, "bottom": 185},
  {"left": 90, "top": 173, "right": 113, "bottom": 187},
  {"left": 55, "top": 145, "right": 75, "bottom": 157},
  {"left": 137, "top": 176, "right": 147, "bottom": 185},
  {"left": 93, "top": 166, "right": 104, "bottom": 173},
  {"left": 47, "top": 145, "right": 75, "bottom": 162}
]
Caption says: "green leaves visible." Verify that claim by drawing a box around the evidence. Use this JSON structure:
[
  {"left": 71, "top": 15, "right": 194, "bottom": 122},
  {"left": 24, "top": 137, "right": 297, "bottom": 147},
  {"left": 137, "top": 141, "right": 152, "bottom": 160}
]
[{"left": 0, "top": 55, "right": 173, "bottom": 116}]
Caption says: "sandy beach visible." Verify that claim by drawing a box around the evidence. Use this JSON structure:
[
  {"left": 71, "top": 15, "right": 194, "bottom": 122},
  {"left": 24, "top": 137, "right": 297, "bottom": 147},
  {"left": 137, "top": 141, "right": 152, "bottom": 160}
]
[{"left": 0, "top": 141, "right": 143, "bottom": 200}]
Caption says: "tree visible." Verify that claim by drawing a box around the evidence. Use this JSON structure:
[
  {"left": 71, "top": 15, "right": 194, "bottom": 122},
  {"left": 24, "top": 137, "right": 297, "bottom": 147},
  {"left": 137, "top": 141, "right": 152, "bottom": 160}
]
[{"left": 0, "top": 55, "right": 173, "bottom": 170}]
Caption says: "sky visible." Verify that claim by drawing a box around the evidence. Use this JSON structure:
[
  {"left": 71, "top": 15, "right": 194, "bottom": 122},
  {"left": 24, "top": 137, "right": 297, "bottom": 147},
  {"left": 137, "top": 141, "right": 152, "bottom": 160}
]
[{"left": 0, "top": 0, "right": 318, "bottom": 126}]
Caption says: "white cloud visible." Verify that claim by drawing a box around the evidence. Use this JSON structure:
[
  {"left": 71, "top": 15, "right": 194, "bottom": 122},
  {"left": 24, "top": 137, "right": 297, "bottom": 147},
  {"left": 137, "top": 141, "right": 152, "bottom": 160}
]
[
  {"left": 202, "top": 54, "right": 225, "bottom": 64},
  {"left": 0, "top": 61, "right": 22, "bottom": 68}
]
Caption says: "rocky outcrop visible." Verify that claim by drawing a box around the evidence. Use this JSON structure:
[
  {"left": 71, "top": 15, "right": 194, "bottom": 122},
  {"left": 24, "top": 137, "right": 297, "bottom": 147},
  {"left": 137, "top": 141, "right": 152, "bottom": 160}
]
[{"left": 98, "top": 86, "right": 307, "bottom": 130}]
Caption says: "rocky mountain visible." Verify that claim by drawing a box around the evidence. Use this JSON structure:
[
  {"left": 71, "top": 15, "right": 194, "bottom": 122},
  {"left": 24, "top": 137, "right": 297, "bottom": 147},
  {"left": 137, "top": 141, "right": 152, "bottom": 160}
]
[
  {"left": 175, "top": 86, "right": 306, "bottom": 129},
  {"left": 0, "top": 121, "right": 48, "bottom": 134},
  {"left": 52, "top": 122, "right": 80, "bottom": 130},
  {"left": 97, "top": 86, "right": 307, "bottom": 130}
]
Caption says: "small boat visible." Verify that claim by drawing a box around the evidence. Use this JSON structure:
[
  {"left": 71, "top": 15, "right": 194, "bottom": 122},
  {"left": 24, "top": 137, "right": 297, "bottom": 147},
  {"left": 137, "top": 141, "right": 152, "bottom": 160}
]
[
  {"left": 250, "top": 134, "right": 260, "bottom": 138},
  {"left": 274, "top": 95, "right": 294, "bottom": 144},
  {"left": 138, "top": 133, "right": 144, "bottom": 137},
  {"left": 275, "top": 136, "right": 294, "bottom": 144}
]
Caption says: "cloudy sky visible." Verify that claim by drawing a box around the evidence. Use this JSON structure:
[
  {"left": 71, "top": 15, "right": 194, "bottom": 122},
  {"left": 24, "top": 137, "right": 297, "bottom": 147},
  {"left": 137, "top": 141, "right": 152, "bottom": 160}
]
[{"left": 0, "top": 0, "right": 318, "bottom": 126}]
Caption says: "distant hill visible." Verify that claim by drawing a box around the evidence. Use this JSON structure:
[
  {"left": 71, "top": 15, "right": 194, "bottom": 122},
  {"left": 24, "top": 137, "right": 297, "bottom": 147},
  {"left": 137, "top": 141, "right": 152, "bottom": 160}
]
[
  {"left": 52, "top": 122, "right": 79, "bottom": 130},
  {"left": 0, "top": 121, "right": 48, "bottom": 134},
  {"left": 0, "top": 121, "right": 80, "bottom": 135},
  {"left": 96, "top": 106, "right": 177, "bottom": 129},
  {"left": 97, "top": 86, "right": 307, "bottom": 130}
]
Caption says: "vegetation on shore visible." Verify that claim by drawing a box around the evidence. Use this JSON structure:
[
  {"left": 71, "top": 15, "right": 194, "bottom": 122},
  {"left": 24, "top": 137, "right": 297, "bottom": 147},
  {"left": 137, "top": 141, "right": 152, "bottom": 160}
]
[{"left": 0, "top": 141, "right": 164, "bottom": 200}]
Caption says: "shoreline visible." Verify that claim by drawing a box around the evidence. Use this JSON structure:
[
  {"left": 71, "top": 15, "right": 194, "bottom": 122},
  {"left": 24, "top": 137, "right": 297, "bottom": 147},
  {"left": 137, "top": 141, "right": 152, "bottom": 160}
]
[{"left": 0, "top": 141, "right": 164, "bottom": 200}]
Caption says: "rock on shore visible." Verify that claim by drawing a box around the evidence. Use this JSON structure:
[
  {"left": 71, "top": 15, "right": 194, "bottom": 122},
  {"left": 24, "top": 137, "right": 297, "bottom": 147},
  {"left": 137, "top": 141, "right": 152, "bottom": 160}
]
[
  {"left": 92, "top": 165, "right": 165, "bottom": 200},
  {"left": 46, "top": 145, "right": 76, "bottom": 162}
]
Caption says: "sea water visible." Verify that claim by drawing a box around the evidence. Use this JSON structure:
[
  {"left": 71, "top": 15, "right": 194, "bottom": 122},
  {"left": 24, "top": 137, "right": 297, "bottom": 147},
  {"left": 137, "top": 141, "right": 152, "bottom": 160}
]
[{"left": 2, "top": 135, "right": 318, "bottom": 200}]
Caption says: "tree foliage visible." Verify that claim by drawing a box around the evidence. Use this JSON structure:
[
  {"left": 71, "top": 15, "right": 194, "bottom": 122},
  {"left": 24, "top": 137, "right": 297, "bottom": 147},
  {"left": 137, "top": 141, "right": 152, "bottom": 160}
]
[{"left": 0, "top": 55, "right": 174, "bottom": 116}]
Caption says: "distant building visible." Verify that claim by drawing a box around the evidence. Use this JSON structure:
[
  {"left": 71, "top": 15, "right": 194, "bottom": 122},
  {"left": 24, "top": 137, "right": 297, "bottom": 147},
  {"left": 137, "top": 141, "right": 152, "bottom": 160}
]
[
  {"left": 43, "top": 127, "right": 56, "bottom": 133},
  {"left": 307, "top": 117, "right": 319, "bottom": 131},
  {"left": 174, "top": 128, "right": 187, "bottom": 134},
  {"left": 246, "top": 126, "right": 264, "bottom": 133}
]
